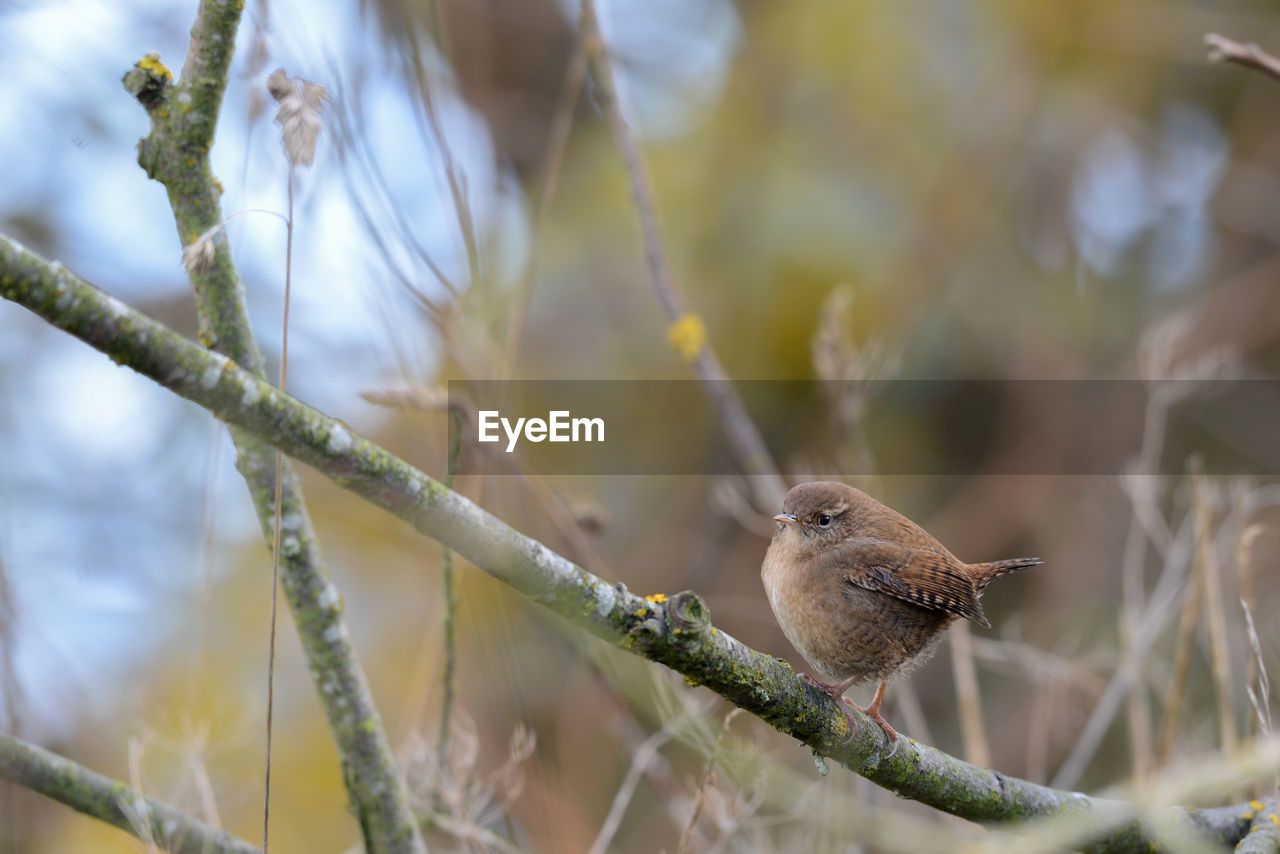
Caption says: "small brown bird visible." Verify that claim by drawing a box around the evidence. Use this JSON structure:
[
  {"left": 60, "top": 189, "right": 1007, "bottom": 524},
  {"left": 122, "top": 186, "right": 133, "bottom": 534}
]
[{"left": 761, "top": 481, "right": 1041, "bottom": 748}]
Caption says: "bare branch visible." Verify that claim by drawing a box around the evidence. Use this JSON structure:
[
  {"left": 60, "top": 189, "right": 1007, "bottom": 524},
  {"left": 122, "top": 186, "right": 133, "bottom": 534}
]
[
  {"left": 121, "top": 3, "right": 424, "bottom": 851},
  {"left": 1205, "top": 34, "right": 1280, "bottom": 83},
  {"left": 0, "top": 734, "right": 260, "bottom": 854},
  {"left": 578, "top": 0, "right": 787, "bottom": 512}
]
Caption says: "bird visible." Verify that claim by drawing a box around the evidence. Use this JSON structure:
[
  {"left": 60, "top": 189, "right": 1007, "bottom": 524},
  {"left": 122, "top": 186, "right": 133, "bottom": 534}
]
[{"left": 760, "top": 480, "right": 1041, "bottom": 750}]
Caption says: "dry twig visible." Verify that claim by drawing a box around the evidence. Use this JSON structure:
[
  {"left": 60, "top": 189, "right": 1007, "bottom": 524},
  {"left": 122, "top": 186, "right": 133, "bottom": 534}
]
[{"left": 1206, "top": 34, "right": 1280, "bottom": 83}]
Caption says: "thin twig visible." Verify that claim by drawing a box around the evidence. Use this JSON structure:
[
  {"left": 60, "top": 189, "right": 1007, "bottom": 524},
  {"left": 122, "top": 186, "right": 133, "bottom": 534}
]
[
  {"left": 437, "top": 406, "right": 464, "bottom": 755},
  {"left": 586, "top": 725, "right": 679, "bottom": 854},
  {"left": 0, "top": 552, "right": 16, "bottom": 854},
  {"left": 1155, "top": 541, "right": 1202, "bottom": 767},
  {"left": 262, "top": 163, "right": 295, "bottom": 854},
  {"left": 1193, "top": 472, "right": 1237, "bottom": 759},
  {"left": 404, "top": 19, "right": 481, "bottom": 287},
  {"left": 949, "top": 622, "right": 991, "bottom": 768},
  {"left": 1237, "top": 520, "right": 1268, "bottom": 744},
  {"left": 1206, "top": 34, "right": 1280, "bottom": 82},
  {"left": 677, "top": 708, "right": 743, "bottom": 854},
  {"left": 501, "top": 42, "right": 587, "bottom": 380},
  {"left": 1119, "top": 400, "right": 1173, "bottom": 781},
  {"left": 577, "top": 0, "right": 787, "bottom": 512},
  {"left": 421, "top": 811, "right": 530, "bottom": 854},
  {"left": 1051, "top": 515, "right": 1195, "bottom": 789}
]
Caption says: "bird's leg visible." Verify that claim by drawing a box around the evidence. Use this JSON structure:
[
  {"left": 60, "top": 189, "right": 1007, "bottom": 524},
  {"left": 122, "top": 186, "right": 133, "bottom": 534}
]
[
  {"left": 847, "top": 680, "right": 900, "bottom": 756},
  {"left": 800, "top": 674, "right": 900, "bottom": 754}
]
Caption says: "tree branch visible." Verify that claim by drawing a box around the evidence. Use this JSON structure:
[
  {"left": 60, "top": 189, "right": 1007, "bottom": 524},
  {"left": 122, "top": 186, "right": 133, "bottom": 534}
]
[
  {"left": 578, "top": 0, "right": 787, "bottom": 511},
  {"left": 0, "top": 236, "right": 1273, "bottom": 852},
  {"left": 120, "top": 4, "right": 425, "bottom": 852},
  {"left": 1233, "top": 800, "right": 1280, "bottom": 854},
  {"left": 1205, "top": 34, "right": 1280, "bottom": 83},
  {"left": 0, "top": 733, "right": 260, "bottom": 854}
]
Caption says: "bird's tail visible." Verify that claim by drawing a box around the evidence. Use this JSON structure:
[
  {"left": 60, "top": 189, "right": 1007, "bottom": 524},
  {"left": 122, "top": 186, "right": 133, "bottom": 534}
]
[{"left": 970, "top": 557, "right": 1043, "bottom": 591}]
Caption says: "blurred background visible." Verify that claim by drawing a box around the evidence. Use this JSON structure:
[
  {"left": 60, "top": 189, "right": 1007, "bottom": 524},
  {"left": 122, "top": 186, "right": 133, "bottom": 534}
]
[{"left": 2, "top": 0, "right": 1280, "bottom": 850}]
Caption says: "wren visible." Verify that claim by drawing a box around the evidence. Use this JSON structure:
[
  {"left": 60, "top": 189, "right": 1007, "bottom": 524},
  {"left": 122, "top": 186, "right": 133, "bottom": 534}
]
[{"left": 761, "top": 481, "right": 1041, "bottom": 749}]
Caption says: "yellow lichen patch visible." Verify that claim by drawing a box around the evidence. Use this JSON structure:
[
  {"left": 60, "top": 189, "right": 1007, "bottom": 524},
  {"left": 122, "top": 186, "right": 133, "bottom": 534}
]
[
  {"left": 138, "top": 52, "right": 172, "bottom": 80},
  {"left": 1251, "top": 800, "right": 1265, "bottom": 811},
  {"left": 666, "top": 312, "right": 706, "bottom": 362},
  {"left": 1242, "top": 811, "right": 1255, "bottom": 820},
  {"left": 1270, "top": 813, "right": 1279, "bottom": 826},
  {"left": 645, "top": 593, "right": 667, "bottom": 604}
]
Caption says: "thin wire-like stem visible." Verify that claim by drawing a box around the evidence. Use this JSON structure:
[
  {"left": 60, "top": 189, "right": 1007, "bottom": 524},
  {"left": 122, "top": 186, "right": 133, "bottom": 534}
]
[
  {"left": 437, "top": 406, "right": 464, "bottom": 754},
  {"left": 263, "top": 166, "right": 295, "bottom": 854},
  {"left": 1156, "top": 545, "right": 1202, "bottom": 767},
  {"left": 500, "top": 42, "right": 587, "bottom": 380},
  {"left": 1194, "top": 473, "right": 1237, "bottom": 759},
  {"left": 949, "top": 622, "right": 990, "bottom": 768},
  {"left": 586, "top": 726, "right": 678, "bottom": 854},
  {"left": 1059, "top": 383, "right": 1170, "bottom": 787},
  {"left": 0, "top": 555, "right": 21, "bottom": 854},
  {"left": 402, "top": 20, "right": 481, "bottom": 289},
  {"left": 1051, "top": 514, "right": 1195, "bottom": 789},
  {"left": 578, "top": 0, "right": 786, "bottom": 512},
  {"left": 677, "top": 708, "right": 743, "bottom": 854},
  {"left": 192, "top": 422, "right": 223, "bottom": 704},
  {"left": 1119, "top": 400, "right": 1171, "bottom": 782}
]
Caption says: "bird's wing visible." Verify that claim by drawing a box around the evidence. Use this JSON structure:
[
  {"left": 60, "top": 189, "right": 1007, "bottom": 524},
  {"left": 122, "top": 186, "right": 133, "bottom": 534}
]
[{"left": 829, "top": 538, "right": 989, "bottom": 627}]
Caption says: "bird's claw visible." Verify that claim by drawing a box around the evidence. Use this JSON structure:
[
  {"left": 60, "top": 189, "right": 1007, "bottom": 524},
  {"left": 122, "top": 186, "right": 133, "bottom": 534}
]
[
  {"left": 800, "top": 673, "right": 901, "bottom": 757},
  {"left": 843, "top": 698, "right": 900, "bottom": 757},
  {"left": 798, "top": 672, "right": 832, "bottom": 694}
]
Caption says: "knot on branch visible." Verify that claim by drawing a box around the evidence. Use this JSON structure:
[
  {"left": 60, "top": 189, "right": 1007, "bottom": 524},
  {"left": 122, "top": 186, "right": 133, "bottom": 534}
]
[
  {"left": 123, "top": 53, "right": 173, "bottom": 112},
  {"left": 667, "top": 590, "right": 709, "bottom": 634}
]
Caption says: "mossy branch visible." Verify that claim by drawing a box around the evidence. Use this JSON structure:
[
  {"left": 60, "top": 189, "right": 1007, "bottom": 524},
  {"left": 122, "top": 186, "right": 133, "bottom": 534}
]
[
  {"left": 0, "top": 733, "right": 261, "bottom": 854},
  {"left": 1232, "top": 800, "right": 1280, "bottom": 854},
  {"left": 4, "top": 236, "right": 1276, "bottom": 852},
  {"left": 120, "top": 3, "right": 424, "bottom": 852}
]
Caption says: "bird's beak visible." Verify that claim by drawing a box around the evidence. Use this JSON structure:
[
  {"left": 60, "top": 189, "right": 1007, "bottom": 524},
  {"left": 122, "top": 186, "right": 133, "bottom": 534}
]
[{"left": 773, "top": 513, "right": 798, "bottom": 527}]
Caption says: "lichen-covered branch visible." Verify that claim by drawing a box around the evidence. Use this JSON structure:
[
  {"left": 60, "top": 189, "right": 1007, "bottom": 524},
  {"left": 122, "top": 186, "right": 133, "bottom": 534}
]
[
  {"left": 120, "top": 4, "right": 424, "bottom": 852},
  {"left": 1233, "top": 800, "right": 1280, "bottom": 854},
  {"left": 0, "top": 237, "right": 1271, "bottom": 852},
  {"left": 0, "top": 733, "right": 261, "bottom": 854}
]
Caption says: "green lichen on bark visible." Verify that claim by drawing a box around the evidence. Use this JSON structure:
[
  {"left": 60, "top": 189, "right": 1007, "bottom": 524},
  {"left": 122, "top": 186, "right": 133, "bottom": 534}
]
[{"left": 0, "top": 734, "right": 261, "bottom": 854}]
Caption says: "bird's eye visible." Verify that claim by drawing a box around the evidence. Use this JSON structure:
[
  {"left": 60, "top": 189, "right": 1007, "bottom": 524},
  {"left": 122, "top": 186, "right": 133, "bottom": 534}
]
[{"left": 817, "top": 514, "right": 832, "bottom": 527}]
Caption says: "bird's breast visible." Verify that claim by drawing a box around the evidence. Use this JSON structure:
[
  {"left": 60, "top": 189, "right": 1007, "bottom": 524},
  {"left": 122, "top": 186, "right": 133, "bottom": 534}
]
[{"left": 762, "top": 538, "right": 953, "bottom": 683}]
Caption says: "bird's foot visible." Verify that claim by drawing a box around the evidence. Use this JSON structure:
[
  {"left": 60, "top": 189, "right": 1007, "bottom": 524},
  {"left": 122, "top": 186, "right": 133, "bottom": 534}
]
[
  {"left": 845, "top": 698, "right": 900, "bottom": 758},
  {"left": 798, "top": 674, "right": 900, "bottom": 755},
  {"left": 798, "top": 672, "right": 840, "bottom": 696}
]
